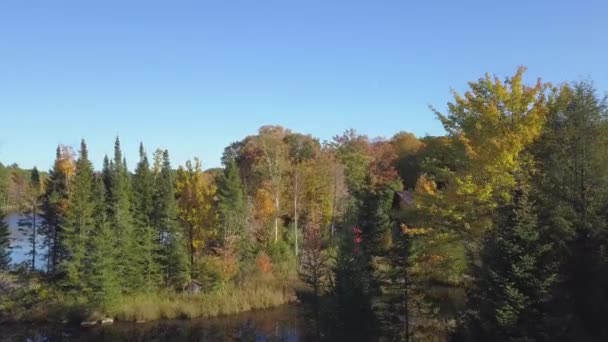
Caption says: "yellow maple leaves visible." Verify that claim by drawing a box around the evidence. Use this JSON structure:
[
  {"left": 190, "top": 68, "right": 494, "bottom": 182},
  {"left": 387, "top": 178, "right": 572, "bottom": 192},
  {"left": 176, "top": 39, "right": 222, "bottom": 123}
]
[
  {"left": 175, "top": 158, "right": 217, "bottom": 258},
  {"left": 424, "top": 67, "right": 550, "bottom": 234}
]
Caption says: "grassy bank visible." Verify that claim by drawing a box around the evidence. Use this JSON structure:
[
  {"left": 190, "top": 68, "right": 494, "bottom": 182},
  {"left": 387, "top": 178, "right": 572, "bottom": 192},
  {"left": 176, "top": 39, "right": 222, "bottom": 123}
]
[
  {"left": 1, "top": 271, "right": 299, "bottom": 324},
  {"left": 109, "top": 279, "right": 295, "bottom": 322}
]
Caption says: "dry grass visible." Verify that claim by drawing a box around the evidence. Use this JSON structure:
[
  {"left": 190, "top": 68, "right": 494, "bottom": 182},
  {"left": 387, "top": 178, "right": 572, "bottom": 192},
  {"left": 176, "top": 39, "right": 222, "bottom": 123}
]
[{"left": 108, "top": 277, "right": 294, "bottom": 322}]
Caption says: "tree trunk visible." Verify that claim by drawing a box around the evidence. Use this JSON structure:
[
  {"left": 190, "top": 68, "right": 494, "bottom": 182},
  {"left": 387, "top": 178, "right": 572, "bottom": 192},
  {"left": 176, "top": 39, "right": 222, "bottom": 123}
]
[
  {"left": 32, "top": 206, "right": 37, "bottom": 271},
  {"left": 190, "top": 224, "right": 195, "bottom": 278},
  {"left": 404, "top": 268, "right": 410, "bottom": 342},
  {"left": 274, "top": 190, "right": 279, "bottom": 242},
  {"left": 294, "top": 171, "right": 298, "bottom": 258}
]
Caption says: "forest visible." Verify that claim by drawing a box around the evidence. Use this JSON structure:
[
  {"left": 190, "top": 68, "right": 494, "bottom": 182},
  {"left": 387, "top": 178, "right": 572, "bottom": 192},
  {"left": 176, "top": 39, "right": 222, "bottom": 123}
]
[{"left": 1, "top": 67, "right": 608, "bottom": 341}]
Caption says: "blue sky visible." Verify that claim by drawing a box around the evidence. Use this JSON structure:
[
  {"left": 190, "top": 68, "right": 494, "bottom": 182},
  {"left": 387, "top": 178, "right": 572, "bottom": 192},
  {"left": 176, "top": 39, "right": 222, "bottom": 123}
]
[{"left": 1, "top": 0, "right": 607, "bottom": 170}]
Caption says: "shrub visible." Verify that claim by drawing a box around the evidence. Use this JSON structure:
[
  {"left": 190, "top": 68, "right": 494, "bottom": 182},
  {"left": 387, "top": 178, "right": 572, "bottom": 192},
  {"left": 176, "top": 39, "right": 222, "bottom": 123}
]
[{"left": 256, "top": 252, "right": 273, "bottom": 274}]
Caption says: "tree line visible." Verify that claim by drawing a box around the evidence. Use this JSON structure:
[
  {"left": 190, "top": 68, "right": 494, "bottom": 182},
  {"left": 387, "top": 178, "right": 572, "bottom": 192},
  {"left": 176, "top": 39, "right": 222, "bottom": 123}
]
[{"left": 1, "top": 67, "right": 608, "bottom": 341}]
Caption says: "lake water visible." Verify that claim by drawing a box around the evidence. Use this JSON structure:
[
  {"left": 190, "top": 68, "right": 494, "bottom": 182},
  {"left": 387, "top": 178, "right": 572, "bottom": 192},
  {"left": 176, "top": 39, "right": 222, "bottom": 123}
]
[
  {"left": 5, "top": 212, "right": 46, "bottom": 269},
  {"left": 0, "top": 304, "right": 309, "bottom": 342}
]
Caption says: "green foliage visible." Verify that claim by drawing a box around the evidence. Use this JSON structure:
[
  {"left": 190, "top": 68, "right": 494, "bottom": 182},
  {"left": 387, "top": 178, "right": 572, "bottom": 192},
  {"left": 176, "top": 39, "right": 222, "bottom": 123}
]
[
  {"left": 333, "top": 129, "right": 372, "bottom": 196},
  {"left": 331, "top": 229, "right": 379, "bottom": 340},
  {"left": 108, "top": 137, "right": 140, "bottom": 292},
  {"left": 86, "top": 175, "right": 121, "bottom": 307},
  {"left": 160, "top": 233, "right": 189, "bottom": 289},
  {"left": 392, "top": 131, "right": 424, "bottom": 189},
  {"left": 216, "top": 157, "right": 247, "bottom": 243},
  {"left": 410, "top": 230, "right": 467, "bottom": 285},
  {"left": 0, "top": 274, "right": 54, "bottom": 322},
  {"left": 267, "top": 239, "right": 296, "bottom": 281},
  {"left": 40, "top": 147, "right": 72, "bottom": 273},
  {"left": 152, "top": 149, "right": 190, "bottom": 287},
  {"left": 427, "top": 67, "right": 550, "bottom": 236},
  {"left": 465, "top": 184, "right": 561, "bottom": 341},
  {"left": 531, "top": 82, "right": 608, "bottom": 340},
  {"left": 60, "top": 140, "right": 95, "bottom": 292},
  {"left": 87, "top": 221, "right": 121, "bottom": 307},
  {"left": 5, "top": 72, "right": 608, "bottom": 342},
  {"left": 131, "top": 143, "right": 161, "bottom": 291}
]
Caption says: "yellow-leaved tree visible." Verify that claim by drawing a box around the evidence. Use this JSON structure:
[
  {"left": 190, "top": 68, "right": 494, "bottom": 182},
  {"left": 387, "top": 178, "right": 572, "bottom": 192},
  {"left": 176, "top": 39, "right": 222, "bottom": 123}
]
[
  {"left": 422, "top": 66, "right": 551, "bottom": 236},
  {"left": 175, "top": 158, "right": 217, "bottom": 277}
]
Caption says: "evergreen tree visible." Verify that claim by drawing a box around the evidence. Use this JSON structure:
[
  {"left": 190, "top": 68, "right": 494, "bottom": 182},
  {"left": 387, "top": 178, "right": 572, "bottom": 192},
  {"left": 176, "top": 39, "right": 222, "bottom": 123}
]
[
  {"left": 132, "top": 142, "right": 161, "bottom": 291},
  {"left": 152, "top": 149, "right": 189, "bottom": 287},
  {"left": 60, "top": 140, "right": 95, "bottom": 291},
  {"left": 358, "top": 175, "right": 402, "bottom": 338},
  {"left": 357, "top": 175, "right": 395, "bottom": 260},
  {"left": 465, "top": 184, "right": 561, "bottom": 341},
  {"left": 387, "top": 227, "right": 414, "bottom": 342},
  {"left": 0, "top": 210, "right": 11, "bottom": 270},
  {"left": 331, "top": 228, "right": 378, "bottom": 340},
  {"left": 40, "top": 146, "right": 72, "bottom": 273},
  {"left": 87, "top": 173, "right": 121, "bottom": 306},
  {"left": 216, "top": 156, "right": 247, "bottom": 244},
  {"left": 18, "top": 167, "right": 42, "bottom": 271},
  {"left": 532, "top": 82, "right": 608, "bottom": 339},
  {"left": 132, "top": 143, "right": 154, "bottom": 229},
  {"left": 101, "top": 155, "right": 113, "bottom": 216},
  {"left": 109, "top": 137, "right": 140, "bottom": 292},
  {"left": 329, "top": 175, "right": 398, "bottom": 340}
]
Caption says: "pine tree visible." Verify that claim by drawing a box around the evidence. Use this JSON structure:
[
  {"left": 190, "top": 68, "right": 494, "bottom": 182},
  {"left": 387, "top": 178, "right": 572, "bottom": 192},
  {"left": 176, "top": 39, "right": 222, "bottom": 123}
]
[
  {"left": 87, "top": 173, "right": 121, "bottom": 306},
  {"left": 18, "top": 167, "right": 42, "bottom": 271},
  {"left": 0, "top": 210, "right": 11, "bottom": 270},
  {"left": 152, "top": 149, "right": 189, "bottom": 287},
  {"left": 465, "top": 184, "right": 560, "bottom": 341},
  {"left": 60, "top": 140, "right": 95, "bottom": 291},
  {"left": 101, "top": 155, "right": 113, "bottom": 216},
  {"left": 132, "top": 142, "right": 161, "bottom": 291},
  {"left": 532, "top": 82, "right": 608, "bottom": 339},
  {"left": 387, "top": 227, "right": 414, "bottom": 341},
  {"left": 216, "top": 156, "right": 246, "bottom": 244},
  {"left": 357, "top": 175, "right": 395, "bottom": 259},
  {"left": 331, "top": 228, "right": 378, "bottom": 340},
  {"left": 109, "top": 137, "right": 140, "bottom": 292},
  {"left": 325, "top": 175, "right": 394, "bottom": 340},
  {"left": 356, "top": 175, "right": 401, "bottom": 339},
  {"left": 40, "top": 146, "right": 73, "bottom": 273}
]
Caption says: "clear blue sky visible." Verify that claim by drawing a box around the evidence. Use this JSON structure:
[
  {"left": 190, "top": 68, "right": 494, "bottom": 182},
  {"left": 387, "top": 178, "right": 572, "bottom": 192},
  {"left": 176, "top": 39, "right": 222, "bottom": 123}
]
[{"left": 1, "top": 0, "right": 607, "bottom": 171}]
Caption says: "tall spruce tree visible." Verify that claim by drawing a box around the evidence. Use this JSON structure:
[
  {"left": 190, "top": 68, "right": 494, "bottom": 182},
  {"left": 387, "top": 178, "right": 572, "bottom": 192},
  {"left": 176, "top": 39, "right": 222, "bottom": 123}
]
[
  {"left": 465, "top": 183, "right": 561, "bottom": 341},
  {"left": 87, "top": 173, "right": 121, "bottom": 306},
  {"left": 60, "top": 140, "right": 95, "bottom": 291},
  {"left": 532, "top": 82, "right": 608, "bottom": 339},
  {"left": 0, "top": 210, "right": 11, "bottom": 270},
  {"left": 101, "top": 155, "right": 113, "bottom": 216},
  {"left": 387, "top": 227, "right": 414, "bottom": 342},
  {"left": 332, "top": 227, "right": 378, "bottom": 340},
  {"left": 152, "top": 149, "right": 189, "bottom": 287},
  {"left": 132, "top": 142, "right": 161, "bottom": 291},
  {"left": 109, "top": 137, "right": 140, "bottom": 292},
  {"left": 216, "top": 156, "right": 247, "bottom": 244},
  {"left": 40, "top": 146, "right": 72, "bottom": 273},
  {"left": 330, "top": 175, "right": 397, "bottom": 340},
  {"left": 18, "top": 167, "right": 42, "bottom": 271}
]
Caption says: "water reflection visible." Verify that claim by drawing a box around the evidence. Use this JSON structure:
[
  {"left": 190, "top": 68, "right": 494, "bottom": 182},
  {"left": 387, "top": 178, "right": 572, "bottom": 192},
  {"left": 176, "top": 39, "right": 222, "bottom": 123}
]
[
  {"left": 6, "top": 213, "right": 46, "bottom": 270},
  {"left": 0, "top": 305, "right": 308, "bottom": 342}
]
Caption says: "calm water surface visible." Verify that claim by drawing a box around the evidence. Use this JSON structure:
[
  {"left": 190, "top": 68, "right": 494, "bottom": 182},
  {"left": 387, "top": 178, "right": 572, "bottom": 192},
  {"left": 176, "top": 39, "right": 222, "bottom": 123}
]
[
  {"left": 6, "top": 213, "right": 46, "bottom": 269},
  {"left": 0, "top": 304, "right": 309, "bottom": 341}
]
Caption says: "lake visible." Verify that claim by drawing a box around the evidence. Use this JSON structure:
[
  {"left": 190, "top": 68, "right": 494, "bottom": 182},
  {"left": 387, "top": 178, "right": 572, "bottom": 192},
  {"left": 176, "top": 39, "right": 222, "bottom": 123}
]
[
  {"left": 0, "top": 304, "right": 309, "bottom": 342},
  {"left": 6, "top": 212, "right": 46, "bottom": 269}
]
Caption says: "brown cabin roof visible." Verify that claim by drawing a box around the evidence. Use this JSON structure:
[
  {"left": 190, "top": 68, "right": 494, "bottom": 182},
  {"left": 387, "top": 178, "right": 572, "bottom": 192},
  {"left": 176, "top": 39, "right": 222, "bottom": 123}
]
[{"left": 394, "top": 190, "right": 414, "bottom": 206}]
